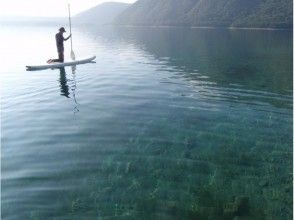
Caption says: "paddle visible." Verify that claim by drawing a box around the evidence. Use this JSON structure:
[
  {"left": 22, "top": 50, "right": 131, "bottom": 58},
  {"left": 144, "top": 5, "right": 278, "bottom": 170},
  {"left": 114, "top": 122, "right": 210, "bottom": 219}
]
[{"left": 68, "top": 4, "right": 75, "bottom": 60}]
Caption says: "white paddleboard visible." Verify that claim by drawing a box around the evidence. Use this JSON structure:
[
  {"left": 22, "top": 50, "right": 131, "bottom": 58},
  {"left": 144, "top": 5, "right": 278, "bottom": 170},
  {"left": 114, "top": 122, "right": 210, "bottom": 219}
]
[{"left": 26, "top": 56, "right": 96, "bottom": 71}]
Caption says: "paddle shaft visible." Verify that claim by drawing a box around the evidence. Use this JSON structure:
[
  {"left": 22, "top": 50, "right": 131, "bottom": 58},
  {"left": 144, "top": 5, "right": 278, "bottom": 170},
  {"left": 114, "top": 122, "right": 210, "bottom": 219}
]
[{"left": 68, "top": 4, "right": 74, "bottom": 54}]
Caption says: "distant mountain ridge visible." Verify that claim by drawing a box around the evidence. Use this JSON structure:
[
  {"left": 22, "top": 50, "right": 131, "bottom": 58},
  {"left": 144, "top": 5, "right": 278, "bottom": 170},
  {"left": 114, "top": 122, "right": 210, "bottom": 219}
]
[
  {"left": 114, "top": 0, "right": 293, "bottom": 28},
  {"left": 74, "top": 2, "right": 130, "bottom": 25}
]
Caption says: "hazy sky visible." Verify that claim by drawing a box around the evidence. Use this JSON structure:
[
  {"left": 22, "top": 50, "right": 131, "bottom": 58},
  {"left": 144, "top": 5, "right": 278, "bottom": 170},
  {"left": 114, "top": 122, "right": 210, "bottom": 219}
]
[{"left": 0, "top": 0, "right": 136, "bottom": 17}]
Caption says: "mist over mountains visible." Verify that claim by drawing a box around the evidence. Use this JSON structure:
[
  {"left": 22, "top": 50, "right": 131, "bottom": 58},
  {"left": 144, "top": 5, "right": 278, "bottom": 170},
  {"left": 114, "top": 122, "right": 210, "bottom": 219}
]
[{"left": 74, "top": 2, "right": 130, "bottom": 25}]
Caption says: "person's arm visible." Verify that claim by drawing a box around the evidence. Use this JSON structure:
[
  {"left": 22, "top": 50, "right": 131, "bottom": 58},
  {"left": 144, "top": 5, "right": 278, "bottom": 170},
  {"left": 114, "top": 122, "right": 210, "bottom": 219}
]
[{"left": 63, "top": 34, "right": 71, "bottom": 41}]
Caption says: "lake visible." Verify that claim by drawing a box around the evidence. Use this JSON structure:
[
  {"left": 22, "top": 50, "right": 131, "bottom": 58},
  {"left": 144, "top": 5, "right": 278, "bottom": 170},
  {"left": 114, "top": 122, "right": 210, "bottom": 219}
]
[{"left": 1, "top": 23, "right": 292, "bottom": 220}]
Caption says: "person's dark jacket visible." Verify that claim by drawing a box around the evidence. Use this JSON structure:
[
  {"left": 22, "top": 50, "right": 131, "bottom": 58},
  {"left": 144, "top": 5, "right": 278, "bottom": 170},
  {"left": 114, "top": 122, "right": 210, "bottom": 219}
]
[{"left": 55, "top": 32, "right": 65, "bottom": 53}]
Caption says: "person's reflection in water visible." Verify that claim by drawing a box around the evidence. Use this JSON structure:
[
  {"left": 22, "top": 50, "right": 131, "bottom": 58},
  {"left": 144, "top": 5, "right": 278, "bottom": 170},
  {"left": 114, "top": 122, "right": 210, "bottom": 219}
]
[
  {"left": 58, "top": 67, "right": 79, "bottom": 113},
  {"left": 59, "top": 67, "right": 70, "bottom": 98}
]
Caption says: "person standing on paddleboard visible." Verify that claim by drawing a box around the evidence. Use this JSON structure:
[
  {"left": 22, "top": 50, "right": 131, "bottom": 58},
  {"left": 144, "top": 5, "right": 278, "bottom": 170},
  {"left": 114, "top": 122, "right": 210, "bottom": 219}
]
[{"left": 47, "top": 27, "right": 71, "bottom": 63}]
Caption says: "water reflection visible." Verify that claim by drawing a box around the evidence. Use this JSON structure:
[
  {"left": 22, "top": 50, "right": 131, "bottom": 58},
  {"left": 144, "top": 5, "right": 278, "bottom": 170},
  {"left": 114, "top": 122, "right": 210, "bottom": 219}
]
[
  {"left": 70, "top": 66, "right": 79, "bottom": 114},
  {"left": 58, "top": 67, "right": 79, "bottom": 113},
  {"left": 83, "top": 26, "right": 292, "bottom": 95},
  {"left": 110, "top": 27, "right": 292, "bottom": 109},
  {"left": 123, "top": 28, "right": 292, "bottom": 94},
  {"left": 59, "top": 67, "right": 70, "bottom": 98}
]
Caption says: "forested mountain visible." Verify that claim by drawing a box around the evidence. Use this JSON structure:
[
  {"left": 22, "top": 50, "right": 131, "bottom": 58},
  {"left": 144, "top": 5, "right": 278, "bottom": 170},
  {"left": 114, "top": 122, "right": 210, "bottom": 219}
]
[
  {"left": 115, "top": 0, "right": 197, "bottom": 26},
  {"left": 114, "top": 0, "right": 293, "bottom": 28},
  {"left": 231, "top": 0, "right": 293, "bottom": 28},
  {"left": 74, "top": 2, "right": 130, "bottom": 25}
]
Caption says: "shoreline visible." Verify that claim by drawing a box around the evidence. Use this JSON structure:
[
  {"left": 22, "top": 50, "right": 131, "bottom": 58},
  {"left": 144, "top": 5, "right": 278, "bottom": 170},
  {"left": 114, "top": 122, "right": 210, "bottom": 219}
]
[
  {"left": 114, "top": 24, "right": 292, "bottom": 31},
  {"left": 1, "top": 20, "right": 292, "bottom": 31},
  {"left": 227, "top": 26, "right": 292, "bottom": 31}
]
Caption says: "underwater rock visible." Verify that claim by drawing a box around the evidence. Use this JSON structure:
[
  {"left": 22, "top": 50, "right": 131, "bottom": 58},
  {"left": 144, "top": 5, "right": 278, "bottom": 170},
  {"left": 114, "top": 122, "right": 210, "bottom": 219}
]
[
  {"left": 136, "top": 196, "right": 157, "bottom": 214},
  {"left": 224, "top": 196, "right": 249, "bottom": 217},
  {"left": 183, "top": 150, "right": 192, "bottom": 159},
  {"left": 259, "top": 180, "right": 269, "bottom": 188},
  {"left": 234, "top": 197, "right": 249, "bottom": 216},
  {"left": 125, "top": 162, "right": 136, "bottom": 174},
  {"left": 71, "top": 198, "right": 82, "bottom": 212},
  {"left": 233, "top": 217, "right": 248, "bottom": 220},
  {"left": 285, "top": 185, "right": 292, "bottom": 193}
]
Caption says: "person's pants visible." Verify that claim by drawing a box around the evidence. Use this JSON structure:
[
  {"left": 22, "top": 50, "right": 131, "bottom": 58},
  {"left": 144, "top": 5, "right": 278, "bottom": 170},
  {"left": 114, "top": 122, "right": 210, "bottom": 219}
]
[
  {"left": 58, "top": 52, "right": 64, "bottom": 62},
  {"left": 52, "top": 51, "right": 64, "bottom": 63}
]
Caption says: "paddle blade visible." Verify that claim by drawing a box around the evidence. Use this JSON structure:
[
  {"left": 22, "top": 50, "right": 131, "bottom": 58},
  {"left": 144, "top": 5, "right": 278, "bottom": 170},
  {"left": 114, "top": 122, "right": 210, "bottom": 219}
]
[{"left": 70, "top": 51, "right": 76, "bottom": 60}]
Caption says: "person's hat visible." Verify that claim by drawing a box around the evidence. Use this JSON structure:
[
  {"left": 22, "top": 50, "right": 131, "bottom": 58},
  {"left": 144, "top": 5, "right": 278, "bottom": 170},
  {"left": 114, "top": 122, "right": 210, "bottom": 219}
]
[{"left": 59, "top": 27, "right": 66, "bottom": 32}]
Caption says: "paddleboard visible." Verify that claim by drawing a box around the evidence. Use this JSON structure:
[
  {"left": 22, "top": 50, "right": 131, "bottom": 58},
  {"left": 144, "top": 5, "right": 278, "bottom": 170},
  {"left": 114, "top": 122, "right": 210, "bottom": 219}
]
[{"left": 26, "top": 56, "right": 96, "bottom": 71}]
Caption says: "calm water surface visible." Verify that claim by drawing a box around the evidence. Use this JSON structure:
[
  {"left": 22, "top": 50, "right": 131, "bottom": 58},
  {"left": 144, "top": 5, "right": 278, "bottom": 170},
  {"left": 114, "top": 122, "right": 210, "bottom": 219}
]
[{"left": 1, "top": 23, "right": 293, "bottom": 220}]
